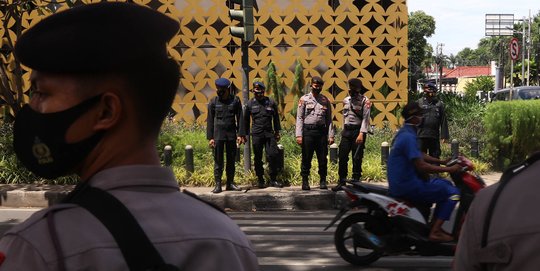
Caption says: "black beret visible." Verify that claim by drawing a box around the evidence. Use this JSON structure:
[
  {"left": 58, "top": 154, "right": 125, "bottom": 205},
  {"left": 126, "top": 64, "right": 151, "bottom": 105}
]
[
  {"left": 311, "top": 76, "right": 324, "bottom": 84},
  {"left": 15, "top": 2, "right": 179, "bottom": 74},
  {"left": 348, "top": 78, "right": 363, "bottom": 91},
  {"left": 424, "top": 82, "right": 438, "bottom": 92},
  {"left": 401, "top": 102, "right": 423, "bottom": 119},
  {"left": 253, "top": 81, "right": 265, "bottom": 89}
]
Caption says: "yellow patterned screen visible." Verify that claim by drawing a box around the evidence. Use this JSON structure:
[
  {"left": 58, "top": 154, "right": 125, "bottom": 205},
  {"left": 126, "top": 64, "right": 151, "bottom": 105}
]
[{"left": 0, "top": 0, "right": 408, "bottom": 129}]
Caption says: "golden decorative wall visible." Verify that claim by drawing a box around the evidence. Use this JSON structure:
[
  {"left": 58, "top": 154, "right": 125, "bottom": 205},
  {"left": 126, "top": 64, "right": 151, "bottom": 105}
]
[{"left": 1, "top": 0, "right": 408, "bottom": 129}]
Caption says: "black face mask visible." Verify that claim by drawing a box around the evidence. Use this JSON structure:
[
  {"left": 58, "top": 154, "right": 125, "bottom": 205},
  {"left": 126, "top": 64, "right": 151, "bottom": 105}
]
[
  {"left": 348, "top": 90, "right": 359, "bottom": 97},
  {"left": 312, "top": 85, "right": 322, "bottom": 94},
  {"left": 13, "top": 95, "right": 104, "bottom": 179},
  {"left": 217, "top": 87, "right": 229, "bottom": 97}
]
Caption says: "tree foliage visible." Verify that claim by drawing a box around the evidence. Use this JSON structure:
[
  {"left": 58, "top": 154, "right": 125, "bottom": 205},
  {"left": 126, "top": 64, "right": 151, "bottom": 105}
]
[
  {"left": 453, "top": 11, "right": 540, "bottom": 86},
  {"left": 408, "top": 11, "right": 435, "bottom": 91},
  {"left": 463, "top": 76, "right": 494, "bottom": 100}
]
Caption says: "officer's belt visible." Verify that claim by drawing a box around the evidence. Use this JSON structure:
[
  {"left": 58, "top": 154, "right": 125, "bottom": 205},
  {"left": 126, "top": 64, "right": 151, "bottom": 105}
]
[
  {"left": 344, "top": 124, "right": 361, "bottom": 130},
  {"left": 304, "top": 124, "right": 325, "bottom": 130}
]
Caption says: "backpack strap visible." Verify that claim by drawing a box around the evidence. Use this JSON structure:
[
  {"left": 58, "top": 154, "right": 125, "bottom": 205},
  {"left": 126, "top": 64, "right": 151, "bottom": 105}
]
[
  {"left": 69, "top": 185, "right": 178, "bottom": 271},
  {"left": 481, "top": 152, "right": 540, "bottom": 249}
]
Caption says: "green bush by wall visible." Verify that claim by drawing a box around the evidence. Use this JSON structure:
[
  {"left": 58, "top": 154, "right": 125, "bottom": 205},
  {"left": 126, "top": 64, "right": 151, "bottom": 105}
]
[{"left": 483, "top": 100, "right": 540, "bottom": 169}]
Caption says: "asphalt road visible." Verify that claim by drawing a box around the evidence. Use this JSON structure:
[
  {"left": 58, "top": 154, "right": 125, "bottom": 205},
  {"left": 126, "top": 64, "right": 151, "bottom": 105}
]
[
  {"left": 232, "top": 210, "right": 453, "bottom": 271},
  {"left": 0, "top": 209, "right": 453, "bottom": 270}
]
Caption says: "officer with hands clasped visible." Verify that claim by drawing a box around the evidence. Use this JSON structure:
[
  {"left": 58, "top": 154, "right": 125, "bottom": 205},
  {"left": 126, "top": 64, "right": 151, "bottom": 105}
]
[
  {"left": 244, "top": 80, "right": 283, "bottom": 188},
  {"left": 0, "top": 2, "right": 258, "bottom": 270},
  {"left": 295, "top": 76, "right": 335, "bottom": 190},
  {"left": 207, "top": 78, "right": 246, "bottom": 193},
  {"left": 333, "top": 78, "right": 371, "bottom": 191},
  {"left": 417, "top": 82, "right": 449, "bottom": 158}
]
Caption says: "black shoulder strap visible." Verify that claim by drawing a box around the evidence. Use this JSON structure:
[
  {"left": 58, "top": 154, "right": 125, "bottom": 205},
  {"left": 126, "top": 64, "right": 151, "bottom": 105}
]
[
  {"left": 481, "top": 152, "right": 540, "bottom": 248},
  {"left": 70, "top": 186, "right": 178, "bottom": 271}
]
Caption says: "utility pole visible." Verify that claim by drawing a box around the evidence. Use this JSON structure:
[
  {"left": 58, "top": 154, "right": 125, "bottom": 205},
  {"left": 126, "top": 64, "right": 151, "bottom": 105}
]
[
  {"left": 521, "top": 16, "right": 526, "bottom": 86},
  {"left": 526, "top": 11, "right": 531, "bottom": 86},
  {"left": 436, "top": 43, "right": 444, "bottom": 92}
]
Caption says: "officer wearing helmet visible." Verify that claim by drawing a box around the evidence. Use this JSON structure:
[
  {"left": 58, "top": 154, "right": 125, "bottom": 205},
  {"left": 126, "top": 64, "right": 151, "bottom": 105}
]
[
  {"left": 244, "top": 79, "right": 283, "bottom": 188},
  {"left": 295, "top": 76, "right": 335, "bottom": 190},
  {"left": 417, "top": 82, "right": 449, "bottom": 158},
  {"left": 207, "top": 78, "right": 246, "bottom": 193}
]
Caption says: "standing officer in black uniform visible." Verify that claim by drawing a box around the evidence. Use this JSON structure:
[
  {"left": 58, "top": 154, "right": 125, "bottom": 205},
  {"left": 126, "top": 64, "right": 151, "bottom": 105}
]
[
  {"left": 207, "top": 78, "right": 245, "bottom": 193},
  {"left": 295, "top": 76, "right": 335, "bottom": 190},
  {"left": 417, "top": 82, "right": 449, "bottom": 158},
  {"left": 244, "top": 81, "right": 283, "bottom": 188},
  {"left": 333, "top": 78, "right": 371, "bottom": 191}
]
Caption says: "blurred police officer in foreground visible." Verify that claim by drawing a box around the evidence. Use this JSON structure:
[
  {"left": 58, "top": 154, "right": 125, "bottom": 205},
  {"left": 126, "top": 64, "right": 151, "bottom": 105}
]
[
  {"left": 332, "top": 78, "right": 371, "bottom": 191},
  {"left": 244, "top": 80, "right": 283, "bottom": 188},
  {"left": 207, "top": 78, "right": 246, "bottom": 193},
  {"left": 295, "top": 76, "right": 335, "bottom": 190},
  {"left": 417, "top": 82, "right": 449, "bottom": 158},
  {"left": 0, "top": 2, "right": 258, "bottom": 270}
]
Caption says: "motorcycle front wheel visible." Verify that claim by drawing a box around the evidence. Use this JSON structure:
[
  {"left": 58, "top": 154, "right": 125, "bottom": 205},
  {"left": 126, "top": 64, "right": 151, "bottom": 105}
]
[{"left": 334, "top": 213, "right": 383, "bottom": 266}]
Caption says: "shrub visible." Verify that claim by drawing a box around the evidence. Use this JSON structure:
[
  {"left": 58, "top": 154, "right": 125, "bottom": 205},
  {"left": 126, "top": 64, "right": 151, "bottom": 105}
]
[
  {"left": 0, "top": 120, "right": 491, "bottom": 186},
  {"left": 483, "top": 100, "right": 540, "bottom": 169}
]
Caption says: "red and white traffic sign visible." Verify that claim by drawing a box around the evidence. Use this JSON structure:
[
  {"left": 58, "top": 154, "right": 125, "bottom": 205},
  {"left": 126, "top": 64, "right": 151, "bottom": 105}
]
[{"left": 509, "top": 37, "right": 520, "bottom": 61}]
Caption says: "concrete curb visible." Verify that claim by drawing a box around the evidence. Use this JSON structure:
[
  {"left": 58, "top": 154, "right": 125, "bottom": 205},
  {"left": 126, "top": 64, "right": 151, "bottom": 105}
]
[{"left": 0, "top": 172, "right": 502, "bottom": 210}]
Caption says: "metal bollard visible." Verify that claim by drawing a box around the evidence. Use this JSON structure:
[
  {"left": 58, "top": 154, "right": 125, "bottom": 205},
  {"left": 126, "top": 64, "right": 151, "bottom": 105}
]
[
  {"left": 470, "top": 137, "right": 479, "bottom": 158},
  {"left": 329, "top": 143, "right": 338, "bottom": 164},
  {"left": 236, "top": 144, "right": 241, "bottom": 162},
  {"left": 451, "top": 139, "right": 459, "bottom": 159},
  {"left": 163, "top": 145, "right": 172, "bottom": 167},
  {"left": 185, "top": 145, "right": 194, "bottom": 175},
  {"left": 277, "top": 144, "right": 284, "bottom": 172},
  {"left": 381, "top": 141, "right": 389, "bottom": 165}
]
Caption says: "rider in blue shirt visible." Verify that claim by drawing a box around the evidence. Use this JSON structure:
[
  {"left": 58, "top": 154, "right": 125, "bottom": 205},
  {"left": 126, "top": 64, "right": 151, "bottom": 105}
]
[{"left": 387, "top": 102, "right": 461, "bottom": 243}]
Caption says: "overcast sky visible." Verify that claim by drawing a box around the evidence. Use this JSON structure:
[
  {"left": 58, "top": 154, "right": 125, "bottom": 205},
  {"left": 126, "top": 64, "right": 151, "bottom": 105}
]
[{"left": 407, "top": 1, "right": 538, "bottom": 56}]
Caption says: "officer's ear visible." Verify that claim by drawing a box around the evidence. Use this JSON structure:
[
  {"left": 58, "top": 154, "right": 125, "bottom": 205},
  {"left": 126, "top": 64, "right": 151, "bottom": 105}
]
[{"left": 94, "top": 91, "right": 122, "bottom": 130}]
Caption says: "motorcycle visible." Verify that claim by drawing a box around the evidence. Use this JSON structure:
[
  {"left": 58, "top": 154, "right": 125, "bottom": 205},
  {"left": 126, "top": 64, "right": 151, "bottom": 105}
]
[{"left": 324, "top": 155, "right": 486, "bottom": 266}]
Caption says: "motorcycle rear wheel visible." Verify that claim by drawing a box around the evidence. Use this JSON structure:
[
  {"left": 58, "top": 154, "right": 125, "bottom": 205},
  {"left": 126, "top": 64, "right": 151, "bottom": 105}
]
[{"left": 334, "top": 213, "right": 383, "bottom": 266}]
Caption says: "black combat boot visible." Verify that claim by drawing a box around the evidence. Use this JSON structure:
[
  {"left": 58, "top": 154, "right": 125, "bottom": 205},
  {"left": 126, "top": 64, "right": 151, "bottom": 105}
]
[
  {"left": 302, "top": 177, "right": 310, "bottom": 190},
  {"left": 269, "top": 176, "right": 283, "bottom": 188},
  {"left": 257, "top": 176, "right": 266, "bottom": 189},
  {"left": 319, "top": 177, "right": 328, "bottom": 190},
  {"left": 332, "top": 179, "right": 346, "bottom": 192},
  {"left": 226, "top": 177, "right": 241, "bottom": 191},
  {"left": 212, "top": 179, "right": 222, "bottom": 194}
]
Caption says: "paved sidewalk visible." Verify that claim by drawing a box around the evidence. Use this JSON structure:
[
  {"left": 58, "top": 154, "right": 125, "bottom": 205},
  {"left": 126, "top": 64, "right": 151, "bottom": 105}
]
[{"left": 0, "top": 172, "right": 503, "bottom": 210}]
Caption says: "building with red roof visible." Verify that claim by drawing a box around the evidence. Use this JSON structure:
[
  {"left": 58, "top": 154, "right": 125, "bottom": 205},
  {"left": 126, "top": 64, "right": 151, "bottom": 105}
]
[{"left": 421, "top": 62, "right": 496, "bottom": 93}]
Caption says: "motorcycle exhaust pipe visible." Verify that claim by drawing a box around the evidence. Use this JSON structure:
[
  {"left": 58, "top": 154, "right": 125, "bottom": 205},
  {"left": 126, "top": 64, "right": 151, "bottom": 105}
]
[{"left": 352, "top": 224, "right": 385, "bottom": 251}]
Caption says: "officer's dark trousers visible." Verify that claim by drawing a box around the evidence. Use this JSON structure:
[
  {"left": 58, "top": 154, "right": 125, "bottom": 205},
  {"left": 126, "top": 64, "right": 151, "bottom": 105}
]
[
  {"left": 214, "top": 140, "right": 236, "bottom": 181},
  {"left": 252, "top": 135, "right": 277, "bottom": 179},
  {"left": 338, "top": 129, "right": 366, "bottom": 181},
  {"left": 418, "top": 137, "right": 441, "bottom": 158},
  {"left": 301, "top": 129, "right": 327, "bottom": 179}
]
